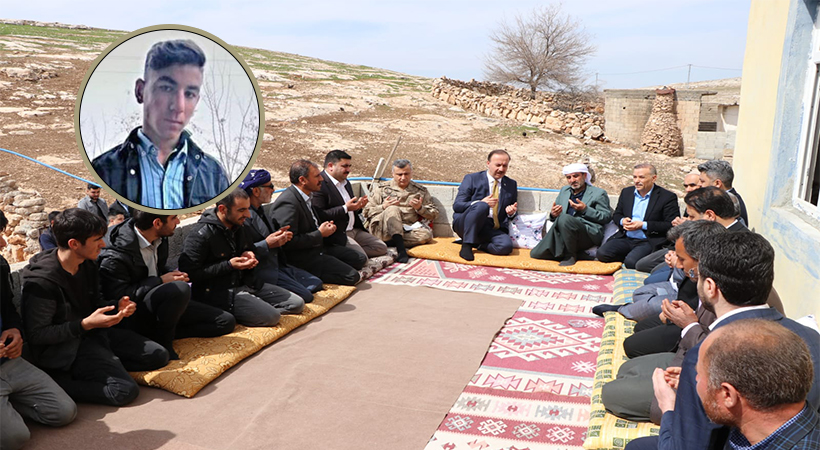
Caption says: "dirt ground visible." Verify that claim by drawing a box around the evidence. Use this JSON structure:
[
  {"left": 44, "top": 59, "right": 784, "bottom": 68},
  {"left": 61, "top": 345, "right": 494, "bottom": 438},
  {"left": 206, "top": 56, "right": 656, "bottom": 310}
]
[{"left": 0, "top": 24, "right": 708, "bottom": 217}]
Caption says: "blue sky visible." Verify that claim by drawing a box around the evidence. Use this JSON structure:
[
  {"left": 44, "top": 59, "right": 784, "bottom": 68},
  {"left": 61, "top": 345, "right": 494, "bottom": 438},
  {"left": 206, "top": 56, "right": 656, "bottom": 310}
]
[{"left": 4, "top": 0, "right": 750, "bottom": 89}]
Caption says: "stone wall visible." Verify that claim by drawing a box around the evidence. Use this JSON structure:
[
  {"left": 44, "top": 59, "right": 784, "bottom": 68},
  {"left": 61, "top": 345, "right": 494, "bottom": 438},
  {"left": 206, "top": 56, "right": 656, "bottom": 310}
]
[
  {"left": 0, "top": 173, "right": 48, "bottom": 263},
  {"left": 431, "top": 77, "right": 607, "bottom": 141},
  {"left": 604, "top": 89, "right": 711, "bottom": 157}
]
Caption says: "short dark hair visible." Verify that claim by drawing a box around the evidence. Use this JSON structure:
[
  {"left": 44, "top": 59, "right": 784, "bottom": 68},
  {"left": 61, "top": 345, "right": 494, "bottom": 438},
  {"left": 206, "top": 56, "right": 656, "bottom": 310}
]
[
  {"left": 684, "top": 187, "right": 736, "bottom": 219},
  {"left": 52, "top": 208, "right": 107, "bottom": 248},
  {"left": 680, "top": 220, "right": 726, "bottom": 260},
  {"left": 87, "top": 183, "right": 100, "bottom": 190},
  {"left": 393, "top": 159, "right": 412, "bottom": 169},
  {"left": 704, "top": 319, "right": 814, "bottom": 411},
  {"left": 697, "top": 160, "right": 734, "bottom": 188},
  {"left": 47, "top": 210, "right": 61, "bottom": 224},
  {"left": 131, "top": 210, "right": 169, "bottom": 231},
  {"left": 0, "top": 210, "right": 7, "bottom": 233},
  {"left": 667, "top": 219, "right": 695, "bottom": 242},
  {"left": 144, "top": 39, "right": 206, "bottom": 75},
  {"left": 487, "top": 149, "right": 510, "bottom": 161},
  {"left": 634, "top": 163, "right": 657, "bottom": 175},
  {"left": 216, "top": 188, "right": 249, "bottom": 210},
  {"left": 324, "top": 150, "right": 352, "bottom": 167},
  {"left": 289, "top": 160, "right": 318, "bottom": 185},
  {"left": 698, "top": 232, "right": 774, "bottom": 306}
]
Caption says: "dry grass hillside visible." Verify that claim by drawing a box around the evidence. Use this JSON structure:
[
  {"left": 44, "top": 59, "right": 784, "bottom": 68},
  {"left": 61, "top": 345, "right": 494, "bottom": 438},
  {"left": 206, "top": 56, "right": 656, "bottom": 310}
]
[{"left": 0, "top": 21, "right": 705, "bottom": 214}]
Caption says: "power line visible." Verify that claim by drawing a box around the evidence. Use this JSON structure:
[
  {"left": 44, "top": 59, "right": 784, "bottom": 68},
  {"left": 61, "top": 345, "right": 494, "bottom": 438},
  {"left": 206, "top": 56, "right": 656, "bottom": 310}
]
[{"left": 691, "top": 64, "right": 742, "bottom": 71}]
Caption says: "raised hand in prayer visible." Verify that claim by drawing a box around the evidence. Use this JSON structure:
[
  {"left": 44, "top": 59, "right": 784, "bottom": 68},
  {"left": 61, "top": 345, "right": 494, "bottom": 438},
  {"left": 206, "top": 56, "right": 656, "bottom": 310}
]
[
  {"left": 505, "top": 202, "right": 518, "bottom": 216},
  {"left": 409, "top": 195, "right": 423, "bottom": 211},
  {"left": 661, "top": 299, "right": 698, "bottom": 329},
  {"left": 0, "top": 328, "right": 23, "bottom": 359},
  {"left": 383, "top": 197, "right": 400, "bottom": 208},
  {"left": 161, "top": 270, "right": 189, "bottom": 284},
  {"left": 664, "top": 366, "right": 682, "bottom": 390},
  {"left": 653, "top": 367, "right": 677, "bottom": 414},
  {"left": 664, "top": 250, "right": 677, "bottom": 268},
  {"left": 319, "top": 220, "right": 337, "bottom": 238},
  {"left": 550, "top": 202, "right": 563, "bottom": 218},
  {"left": 266, "top": 226, "right": 291, "bottom": 248},
  {"left": 568, "top": 198, "right": 587, "bottom": 213}
]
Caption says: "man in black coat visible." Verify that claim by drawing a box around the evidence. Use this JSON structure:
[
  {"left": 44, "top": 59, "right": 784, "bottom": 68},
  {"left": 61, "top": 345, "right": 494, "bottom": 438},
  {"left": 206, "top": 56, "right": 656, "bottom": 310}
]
[
  {"left": 21, "top": 208, "right": 168, "bottom": 406},
  {"left": 596, "top": 163, "right": 680, "bottom": 269},
  {"left": 270, "top": 160, "right": 362, "bottom": 286},
  {"left": 179, "top": 189, "right": 304, "bottom": 327},
  {"left": 240, "top": 169, "right": 323, "bottom": 302},
  {"left": 313, "top": 150, "right": 387, "bottom": 260},
  {"left": 98, "top": 211, "right": 236, "bottom": 359}
]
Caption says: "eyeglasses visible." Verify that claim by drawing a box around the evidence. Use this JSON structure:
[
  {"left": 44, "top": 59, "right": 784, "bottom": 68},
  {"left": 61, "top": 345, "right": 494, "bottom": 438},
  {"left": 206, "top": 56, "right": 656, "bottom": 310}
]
[{"left": 260, "top": 184, "right": 275, "bottom": 190}]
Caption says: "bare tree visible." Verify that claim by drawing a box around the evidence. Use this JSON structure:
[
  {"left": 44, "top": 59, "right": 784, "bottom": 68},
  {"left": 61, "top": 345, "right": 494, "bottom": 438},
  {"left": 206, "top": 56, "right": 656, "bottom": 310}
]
[
  {"left": 484, "top": 4, "right": 596, "bottom": 99},
  {"left": 198, "top": 58, "right": 259, "bottom": 180}
]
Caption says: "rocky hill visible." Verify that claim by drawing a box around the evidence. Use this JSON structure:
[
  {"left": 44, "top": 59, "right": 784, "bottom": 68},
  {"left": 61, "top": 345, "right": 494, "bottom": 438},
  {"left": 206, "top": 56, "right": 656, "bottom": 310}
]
[{"left": 0, "top": 20, "right": 702, "bottom": 216}]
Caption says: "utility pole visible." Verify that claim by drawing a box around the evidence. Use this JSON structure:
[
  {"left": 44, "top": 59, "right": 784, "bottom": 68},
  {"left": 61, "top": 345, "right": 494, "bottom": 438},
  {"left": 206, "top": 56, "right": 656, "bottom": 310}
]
[
  {"left": 686, "top": 64, "right": 692, "bottom": 89},
  {"left": 595, "top": 72, "right": 598, "bottom": 88}
]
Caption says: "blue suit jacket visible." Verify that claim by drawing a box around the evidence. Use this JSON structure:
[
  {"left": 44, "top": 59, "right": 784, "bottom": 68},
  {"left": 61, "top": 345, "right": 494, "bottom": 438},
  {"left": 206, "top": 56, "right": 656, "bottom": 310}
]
[
  {"left": 452, "top": 171, "right": 517, "bottom": 230},
  {"left": 657, "top": 307, "right": 820, "bottom": 450}
]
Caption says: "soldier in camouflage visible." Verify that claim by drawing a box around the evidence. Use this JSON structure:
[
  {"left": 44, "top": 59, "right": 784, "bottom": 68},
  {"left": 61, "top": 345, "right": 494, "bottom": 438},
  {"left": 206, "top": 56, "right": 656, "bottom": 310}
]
[{"left": 363, "top": 159, "right": 438, "bottom": 262}]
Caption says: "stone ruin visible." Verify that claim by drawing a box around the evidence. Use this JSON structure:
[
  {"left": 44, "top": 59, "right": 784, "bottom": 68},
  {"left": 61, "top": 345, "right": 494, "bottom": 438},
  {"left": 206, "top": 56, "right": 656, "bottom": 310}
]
[
  {"left": 431, "top": 77, "right": 606, "bottom": 141},
  {"left": 0, "top": 173, "right": 48, "bottom": 263},
  {"left": 640, "top": 87, "right": 683, "bottom": 156}
]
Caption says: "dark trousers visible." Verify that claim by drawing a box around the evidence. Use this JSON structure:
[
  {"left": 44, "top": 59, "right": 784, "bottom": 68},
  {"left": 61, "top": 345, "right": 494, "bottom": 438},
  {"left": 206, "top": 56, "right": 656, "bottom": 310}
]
[
  {"left": 47, "top": 329, "right": 167, "bottom": 406},
  {"left": 625, "top": 436, "right": 658, "bottom": 450},
  {"left": 277, "top": 266, "right": 323, "bottom": 303},
  {"left": 230, "top": 283, "right": 305, "bottom": 327},
  {"left": 531, "top": 214, "right": 595, "bottom": 260},
  {"left": 299, "top": 246, "right": 362, "bottom": 286},
  {"left": 596, "top": 236, "right": 653, "bottom": 269},
  {"left": 643, "top": 264, "right": 673, "bottom": 285},
  {"left": 123, "top": 281, "right": 236, "bottom": 343},
  {"left": 634, "top": 248, "right": 669, "bottom": 273},
  {"left": 623, "top": 315, "right": 683, "bottom": 359},
  {"left": 452, "top": 202, "right": 513, "bottom": 255}
]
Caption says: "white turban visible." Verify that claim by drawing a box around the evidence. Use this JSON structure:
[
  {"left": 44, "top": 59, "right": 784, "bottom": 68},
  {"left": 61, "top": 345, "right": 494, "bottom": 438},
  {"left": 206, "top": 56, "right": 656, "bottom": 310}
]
[{"left": 562, "top": 163, "right": 592, "bottom": 184}]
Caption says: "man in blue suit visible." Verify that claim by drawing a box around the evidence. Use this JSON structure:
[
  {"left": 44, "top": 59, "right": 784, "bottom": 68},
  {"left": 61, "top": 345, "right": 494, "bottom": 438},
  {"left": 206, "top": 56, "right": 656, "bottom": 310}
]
[
  {"left": 452, "top": 150, "right": 518, "bottom": 261},
  {"left": 626, "top": 232, "right": 820, "bottom": 450}
]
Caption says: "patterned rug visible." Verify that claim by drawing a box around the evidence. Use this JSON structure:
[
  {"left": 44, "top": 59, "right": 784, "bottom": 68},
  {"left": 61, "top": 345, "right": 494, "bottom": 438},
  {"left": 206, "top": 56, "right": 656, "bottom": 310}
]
[
  {"left": 371, "top": 259, "right": 609, "bottom": 450},
  {"left": 370, "top": 258, "right": 615, "bottom": 315}
]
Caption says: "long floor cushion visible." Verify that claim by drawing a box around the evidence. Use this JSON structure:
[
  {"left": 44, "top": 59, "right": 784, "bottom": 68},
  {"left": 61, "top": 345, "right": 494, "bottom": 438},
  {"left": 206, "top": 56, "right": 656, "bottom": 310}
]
[{"left": 584, "top": 269, "right": 659, "bottom": 450}]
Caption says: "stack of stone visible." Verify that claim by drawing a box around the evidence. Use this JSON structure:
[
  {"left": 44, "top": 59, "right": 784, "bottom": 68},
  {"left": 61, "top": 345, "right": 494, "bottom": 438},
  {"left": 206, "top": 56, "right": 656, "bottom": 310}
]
[
  {"left": 640, "top": 88, "right": 683, "bottom": 156},
  {"left": 0, "top": 172, "right": 48, "bottom": 263},
  {"left": 430, "top": 77, "right": 606, "bottom": 141}
]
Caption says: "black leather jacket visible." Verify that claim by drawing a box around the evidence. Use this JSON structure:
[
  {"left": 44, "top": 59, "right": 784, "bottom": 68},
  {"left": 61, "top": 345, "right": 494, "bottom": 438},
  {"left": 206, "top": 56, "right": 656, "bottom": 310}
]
[{"left": 91, "top": 127, "right": 230, "bottom": 209}]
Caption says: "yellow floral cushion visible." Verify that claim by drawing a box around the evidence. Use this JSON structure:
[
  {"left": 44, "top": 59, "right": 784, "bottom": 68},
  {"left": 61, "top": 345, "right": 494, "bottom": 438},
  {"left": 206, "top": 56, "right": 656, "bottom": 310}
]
[
  {"left": 407, "top": 237, "right": 623, "bottom": 274},
  {"left": 584, "top": 270, "right": 659, "bottom": 450},
  {"left": 129, "top": 284, "right": 356, "bottom": 398}
]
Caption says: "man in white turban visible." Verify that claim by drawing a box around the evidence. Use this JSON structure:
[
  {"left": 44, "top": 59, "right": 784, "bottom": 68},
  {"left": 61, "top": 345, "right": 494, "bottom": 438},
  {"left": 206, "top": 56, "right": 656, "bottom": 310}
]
[{"left": 531, "top": 163, "right": 612, "bottom": 266}]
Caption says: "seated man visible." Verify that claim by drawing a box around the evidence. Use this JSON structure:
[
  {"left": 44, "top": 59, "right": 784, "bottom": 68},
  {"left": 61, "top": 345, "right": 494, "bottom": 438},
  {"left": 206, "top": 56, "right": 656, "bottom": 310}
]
[
  {"left": 453, "top": 149, "right": 518, "bottom": 261},
  {"left": 688, "top": 319, "right": 819, "bottom": 448},
  {"left": 313, "top": 150, "right": 387, "bottom": 261},
  {"left": 98, "top": 210, "right": 236, "bottom": 359},
  {"left": 641, "top": 186, "right": 746, "bottom": 285},
  {"left": 634, "top": 172, "right": 701, "bottom": 272},
  {"left": 271, "top": 160, "right": 363, "bottom": 286},
  {"left": 77, "top": 183, "right": 108, "bottom": 222},
  {"left": 530, "top": 163, "right": 611, "bottom": 266},
  {"left": 0, "top": 210, "right": 76, "bottom": 450},
  {"left": 363, "top": 159, "right": 439, "bottom": 263},
  {"left": 697, "top": 159, "right": 748, "bottom": 225},
  {"left": 179, "top": 189, "right": 304, "bottom": 327},
  {"left": 601, "top": 220, "right": 725, "bottom": 424},
  {"left": 596, "top": 163, "right": 679, "bottom": 269},
  {"left": 38, "top": 210, "right": 60, "bottom": 252},
  {"left": 240, "top": 169, "right": 323, "bottom": 302},
  {"left": 21, "top": 208, "right": 169, "bottom": 406},
  {"left": 91, "top": 40, "right": 229, "bottom": 208},
  {"left": 107, "top": 209, "right": 126, "bottom": 228},
  {"left": 625, "top": 232, "right": 820, "bottom": 450}
]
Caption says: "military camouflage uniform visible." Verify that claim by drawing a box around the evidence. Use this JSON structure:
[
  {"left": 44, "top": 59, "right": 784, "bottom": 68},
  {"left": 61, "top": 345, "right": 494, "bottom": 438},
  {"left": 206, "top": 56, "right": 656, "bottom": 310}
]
[{"left": 363, "top": 179, "right": 438, "bottom": 247}]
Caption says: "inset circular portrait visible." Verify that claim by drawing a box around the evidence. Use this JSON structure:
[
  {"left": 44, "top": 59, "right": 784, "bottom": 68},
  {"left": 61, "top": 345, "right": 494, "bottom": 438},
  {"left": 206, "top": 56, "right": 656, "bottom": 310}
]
[{"left": 75, "top": 25, "right": 263, "bottom": 213}]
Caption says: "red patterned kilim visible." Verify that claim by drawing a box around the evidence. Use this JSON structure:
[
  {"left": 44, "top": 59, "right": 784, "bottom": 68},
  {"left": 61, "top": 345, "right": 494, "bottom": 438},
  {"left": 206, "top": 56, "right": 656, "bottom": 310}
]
[
  {"left": 370, "top": 259, "right": 614, "bottom": 314},
  {"left": 371, "top": 259, "right": 608, "bottom": 450}
]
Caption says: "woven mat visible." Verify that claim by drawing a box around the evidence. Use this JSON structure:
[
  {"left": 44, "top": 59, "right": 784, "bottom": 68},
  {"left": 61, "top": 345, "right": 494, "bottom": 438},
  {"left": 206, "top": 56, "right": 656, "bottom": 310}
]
[
  {"left": 408, "top": 238, "right": 623, "bottom": 275},
  {"left": 129, "top": 284, "right": 356, "bottom": 398}
]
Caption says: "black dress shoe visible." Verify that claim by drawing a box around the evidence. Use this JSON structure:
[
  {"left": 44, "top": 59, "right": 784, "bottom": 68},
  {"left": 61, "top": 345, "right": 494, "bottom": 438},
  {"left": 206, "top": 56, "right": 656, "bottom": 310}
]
[
  {"left": 559, "top": 256, "right": 577, "bottom": 267},
  {"left": 453, "top": 239, "right": 463, "bottom": 245},
  {"left": 591, "top": 304, "right": 622, "bottom": 317}
]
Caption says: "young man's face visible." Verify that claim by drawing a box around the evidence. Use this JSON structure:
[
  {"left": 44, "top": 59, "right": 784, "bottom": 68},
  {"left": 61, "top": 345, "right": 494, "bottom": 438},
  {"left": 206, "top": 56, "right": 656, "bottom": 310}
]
[
  {"left": 224, "top": 198, "right": 251, "bottom": 227},
  {"left": 137, "top": 63, "right": 203, "bottom": 144},
  {"left": 87, "top": 188, "right": 101, "bottom": 201},
  {"left": 300, "top": 165, "right": 323, "bottom": 193},
  {"left": 157, "top": 215, "right": 180, "bottom": 237},
  {"left": 326, "top": 159, "right": 352, "bottom": 182},
  {"left": 73, "top": 234, "right": 106, "bottom": 261}
]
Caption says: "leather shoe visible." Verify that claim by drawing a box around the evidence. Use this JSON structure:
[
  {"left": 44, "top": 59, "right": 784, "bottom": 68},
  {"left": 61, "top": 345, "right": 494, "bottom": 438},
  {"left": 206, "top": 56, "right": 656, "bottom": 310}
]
[{"left": 591, "top": 304, "right": 622, "bottom": 317}]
